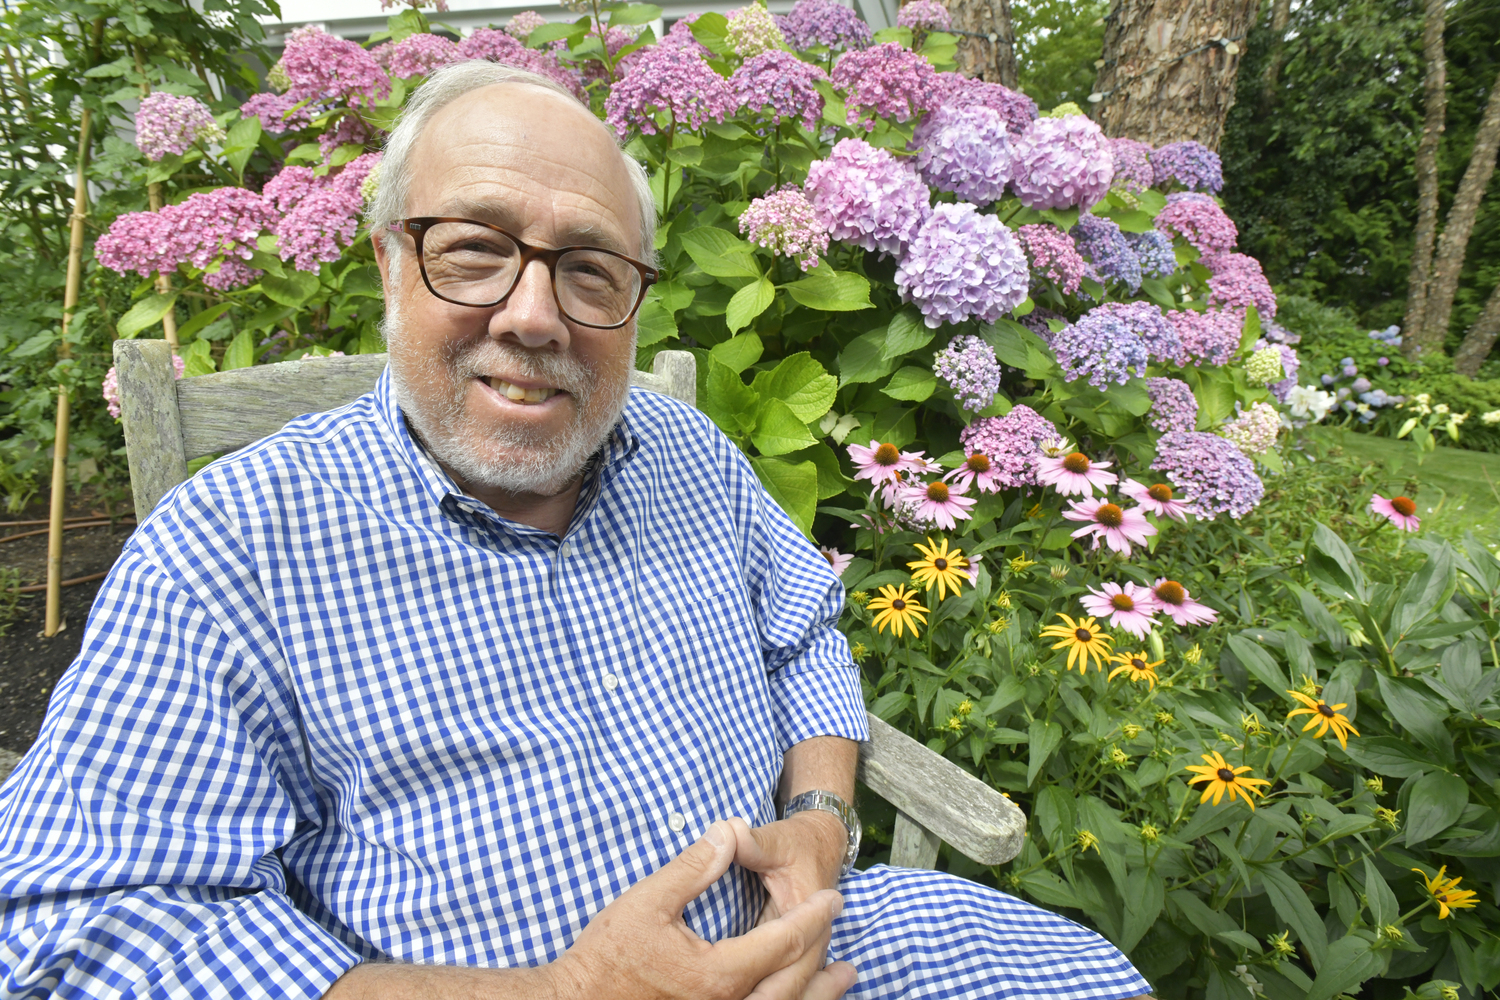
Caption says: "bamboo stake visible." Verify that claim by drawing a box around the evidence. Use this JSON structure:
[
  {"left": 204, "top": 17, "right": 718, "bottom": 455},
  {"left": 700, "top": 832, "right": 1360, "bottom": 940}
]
[{"left": 44, "top": 105, "right": 95, "bottom": 637}]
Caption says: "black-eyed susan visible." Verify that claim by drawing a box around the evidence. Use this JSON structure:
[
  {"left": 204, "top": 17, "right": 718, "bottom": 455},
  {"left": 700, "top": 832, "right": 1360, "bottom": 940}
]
[
  {"left": 1285, "top": 690, "right": 1359, "bottom": 749},
  {"left": 867, "top": 584, "right": 928, "bottom": 639},
  {"left": 1108, "top": 651, "right": 1163, "bottom": 689},
  {"left": 1184, "top": 751, "right": 1272, "bottom": 809},
  {"left": 1039, "top": 613, "right": 1114, "bottom": 673},
  {"left": 907, "top": 537, "right": 970, "bottom": 601},
  {"left": 1412, "top": 866, "right": 1479, "bottom": 919}
]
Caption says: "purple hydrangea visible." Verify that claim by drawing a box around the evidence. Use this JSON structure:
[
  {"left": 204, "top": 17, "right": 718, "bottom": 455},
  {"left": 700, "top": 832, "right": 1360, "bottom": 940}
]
[
  {"left": 96, "top": 188, "right": 279, "bottom": 282},
  {"left": 1018, "top": 224, "right": 1085, "bottom": 295},
  {"left": 959, "top": 404, "right": 1059, "bottom": 489},
  {"left": 1146, "top": 377, "right": 1198, "bottom": 433},
  {"left": 274, "top": 153, "right": 378, "bottom": 273},
  {"left": 1097, "top": 300, "right": 1182, "bottom": 364},
  {"left": 738, "top": 187, "right": 829, "bottom": 271},
  {"left": 456, "top": 28, "right": 583, "bottom": 97},
  {"left": 805, "top": 137, "right": 931, "bottom": 255},
  {"left": 932, "top": 72, "right": 1037, "bottom": 135},
  {"left": 1019, "top": 307, "right": 1067, "bottom": 343},
  {"left": 505, "top": 11, "right": 548, "bottom": 38},
  {"left": 1072, "top": 213, "right": 1141, "bottom": 291},
  {"left": 605, "top": 46, "right": 734, "bottom": 136},
  {"left": 381, "top": 32, "right": 461, "bottom": 78},
  {"left": 1108, "top": 137, "right": 1155, "bottom": 193},
  {"left": 135, "top": 93, "right": 223, "bottom": 161},
  {"left": 731, "top": 51, "right": 827, "bottom": 132},
  {"left": 1010, "top": 114, "right": 1114, "bottom": 210},
  {"left": 726, "top": 4, "right": 787, "bottom": 58},
  {"left": 777, "top": 0, "right": 873, "bottom": 52},
  {"left": 240, "top": 93, "right": 315, "bottom": 134},
  {"left": 1052, "top": 304, "right": 1151, "bottom": 388},
  {"left": 660, "top": 15, "right": 712, "bottom": 55},
  {"left": 933, "top": 334, "right": 1003, "bottom": 411},
  {"left": 832, "top": 43, "right": 938, "bottom": 130},
  {"left": 261, "top": 165, "right": 321, "bottom": 212},
  {"left": 1127, "top": 229, "right": 1177, "bottom": 278},
  {"left": 897, "top": 0, "right": 951, "bottom": 31},
  {"left": 1201, "top": 251, "right": 1276, "bottom": 319},
  {"left": 1151, "top": 431, "right": 1264, "bottom": 519},
  {"left": 1155, "top": 192, "right": 1237, "bottom": 254},
  {"left": 317, "top": 113, "right": 372, "bottom": 160},
  {"left": 910, "top": 105, "right": 1013, "bottom": 204},
  {"left": 279, "top": 24, "right": 390, "bottom": 107},
  {"left": 1151, "top": 141, "right": 1223, "bottom": 193},
  {"left": 1169, "top": 307, "right": 1243, "bottom": 366},
  {"left": 894, "top": 202, "right": 1028, "bottom": 328}
]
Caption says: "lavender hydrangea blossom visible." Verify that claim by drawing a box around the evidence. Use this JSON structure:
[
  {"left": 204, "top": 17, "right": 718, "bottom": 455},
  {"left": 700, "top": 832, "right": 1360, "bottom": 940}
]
[
  {"left": 1152, "top": 431, "right": 1265, "bottom": 519},
  {"left": 455, "top": 29, "right": 583, "bottom": 96},
  {"left": 910, "top": 106, "right": 1013, "bottom": 203},
  {"left": 805, "top": 138, "right": 930, "bottom": 255},
  {"left": 1146, "top": 377, "right": 1199, "bottom": 433},
  {"left": 1009, "top": 114, "right": 1114, "bottom": 210},
  {"left": 932, "top": 73, "right": 1037, "bottom": 135},
  {"left": 933, "top": 334, "right": 1003, "bottom": 411},
  {"left": 1127, "top": 229, "right": 1176, "bottom": 278},
  {"left": 1169, "top": 307, "right": 1243, "bottom": 366},
  {"left": 731, "top": 51, "right": 826, "bottom": 132},
  {"left": 1052, "top": 305, "right": 1151, "bottom": 387},
  {"left": 1151, "top": 141, "right": 1223, "bottom": 193},
  {"left": 832, "top": 43, "right": 938, "bottom": 129},
  {"left": 896, "top": 0, "right": 951, "bottom": 31},
  {"left": 135, "top": 93, "right": 224, "bottom": 161},
  {"left": 895, "top": 203, "right": 1028, "bottom": 328},
  {"left": 604, "top": 46, "right": 734, "bottom": 135},
  {"left": 1072, "top": 213, "right": 1141, "bottom": 291},
  {"left": 1202, "top": 251, "right": 1276, "bottom": 318},
  {"left": 1155, "top": 192, "right": 1238, "bottom": 254},
  {"left": 738, "top": 187, "right": 829, "bottom": 271},
  {"left": 1017, "top": 224, "right": 1085, "bottom": 295},
  {"left": 1097, "top": 300, "right": 1183, "bottom": 364},
  {"left": 1255, "top": 340, "right": 1302, "bottom": 403},
  {"left": 382, "top": 33, "right": 461, "bottom": 77},
  {"left": 959, "top": 404, "right": 1059, "bottom": 488},
  {"left": 777, "top": 0, "right": 873, "bottom": 52},
  {"left": 1108, "top": 137, "right": 1155, "bottom": 192}
]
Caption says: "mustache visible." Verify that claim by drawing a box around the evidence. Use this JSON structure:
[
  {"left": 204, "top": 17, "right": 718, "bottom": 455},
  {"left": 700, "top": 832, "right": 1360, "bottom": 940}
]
[{"left": 450, "top": 340, "right": 597, "bottom": 398}]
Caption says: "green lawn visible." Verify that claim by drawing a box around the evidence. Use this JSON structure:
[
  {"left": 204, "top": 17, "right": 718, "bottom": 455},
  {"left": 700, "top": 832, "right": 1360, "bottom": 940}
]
[{"left": 1330, "top": 429, "right": 1500, "bottom": 536}]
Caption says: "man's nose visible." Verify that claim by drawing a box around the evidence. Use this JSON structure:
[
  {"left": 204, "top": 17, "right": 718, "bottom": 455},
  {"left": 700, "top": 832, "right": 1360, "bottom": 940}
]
[{"left": 490, "top": 258, "right": 570, "bottom": 351}]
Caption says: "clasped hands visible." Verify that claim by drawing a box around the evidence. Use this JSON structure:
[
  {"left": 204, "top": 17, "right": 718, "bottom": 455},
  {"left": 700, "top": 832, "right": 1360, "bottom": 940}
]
[{"left": 552, "top": 813, "right": 857, "bottom": 1000}]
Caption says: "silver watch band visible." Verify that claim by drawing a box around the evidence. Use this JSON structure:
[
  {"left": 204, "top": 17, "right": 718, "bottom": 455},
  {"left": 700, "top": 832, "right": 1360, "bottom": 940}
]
[{"left": 781, "top": 789, "right": 861, "bottom": 878}]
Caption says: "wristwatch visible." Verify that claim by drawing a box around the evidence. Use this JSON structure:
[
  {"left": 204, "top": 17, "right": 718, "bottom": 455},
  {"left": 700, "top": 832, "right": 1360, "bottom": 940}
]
[{"left": 782, "top": 789, "right": 861, "bottom": 878}]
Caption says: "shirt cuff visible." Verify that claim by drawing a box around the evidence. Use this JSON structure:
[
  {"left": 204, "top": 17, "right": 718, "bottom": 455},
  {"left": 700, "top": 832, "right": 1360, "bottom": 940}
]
[{"left": 768, "top": 661, "right": 869, "bottom": 750}]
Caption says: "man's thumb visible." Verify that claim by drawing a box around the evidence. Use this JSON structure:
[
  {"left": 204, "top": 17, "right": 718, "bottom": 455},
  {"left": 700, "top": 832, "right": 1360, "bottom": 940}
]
[{"left": 647, "top": 821, "right": 736, "bottom": 910}]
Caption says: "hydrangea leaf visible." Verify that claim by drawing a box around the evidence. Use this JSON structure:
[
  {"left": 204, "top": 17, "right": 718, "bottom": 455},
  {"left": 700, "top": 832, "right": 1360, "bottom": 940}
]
[
  {"left": 751, "top": 398, "right": 819, "bottom": 457},
  {"left": 880, "top": 309, "right": 934, "bottom": 360},
  {"left": 259, "top": 270, "right": 320, "bottom": 307},
  {"left": 116, "top": 293, "right": 180, "bottom": 339},
  {"left": 180, "top": 338, "right": 215, "bottom": 377},
  {"left": 725, "top": 277, "right": 774, "bottom": 334},
  {"left": 783, "top": 268, "right": 873, "bottom": 312},
  {"left": 752, "top": 352, "right": 837, "bottom": 422},
  {"left": 701, "top": 357, "right": 759, "bottom": 438},
  {"left": 608, "top": 4, "right": 664, "bottom": 27},
  {"left": 882, "top": 366, "right": 935, "bottom": 402},
  {"left": 710, "top": 333, "right": 763, "bottom": 374},
  {"left": 749, "top": 456, "right": 818, "bottom": 537},
  {"left": 680, "top": 226, "right": 761, "bottom": 280},
  {"left": 221, "top": 329, "right": 256, "bottom": 371},
  {"left": 634, "top": 298, "right": 676, "bottom": 347}
]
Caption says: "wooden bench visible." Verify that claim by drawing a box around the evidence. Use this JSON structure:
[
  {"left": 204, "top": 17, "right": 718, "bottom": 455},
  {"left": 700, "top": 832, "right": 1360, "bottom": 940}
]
[{"left": 112, "top": 338, "right": 1027, "bottom": 870}]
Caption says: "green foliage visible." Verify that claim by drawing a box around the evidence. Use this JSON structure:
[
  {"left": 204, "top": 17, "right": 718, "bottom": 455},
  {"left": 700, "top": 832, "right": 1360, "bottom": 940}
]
[{"left": 1011, "top": 0, "right": 1108, "bottom": 111}]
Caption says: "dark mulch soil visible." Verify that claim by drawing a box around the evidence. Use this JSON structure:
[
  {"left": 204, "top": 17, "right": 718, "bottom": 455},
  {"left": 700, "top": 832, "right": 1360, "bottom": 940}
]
[{"left": 0, "top": 489, "right": 134, "bottom": 755}]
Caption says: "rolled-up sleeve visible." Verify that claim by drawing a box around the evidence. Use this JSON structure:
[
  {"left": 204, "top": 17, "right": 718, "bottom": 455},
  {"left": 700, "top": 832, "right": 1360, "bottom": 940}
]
[{"left": 0, "top": 547, "right": 360, "bottom": 1000}]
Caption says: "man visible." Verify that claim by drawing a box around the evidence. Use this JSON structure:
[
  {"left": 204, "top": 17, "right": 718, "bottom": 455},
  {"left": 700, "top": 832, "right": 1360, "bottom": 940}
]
[{"left": 0, "top": 62, "right": 1151, "bottom": 1000}]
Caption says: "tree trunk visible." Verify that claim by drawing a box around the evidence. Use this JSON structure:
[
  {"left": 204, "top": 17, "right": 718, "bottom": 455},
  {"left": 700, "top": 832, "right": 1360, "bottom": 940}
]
[
  {"left": 1419, "top": 68, "right": 1500, "bottom": 352},
  {"left": 1258, "top": 0, "right": 1292, "bottom": 106},
  {"left": 1090, "top": 0, "right": 1260, "bottom": 150},
  {"left": 943, "top": 0, "right": 1018, "bottom": 89},
  {"left": 1453, "top": 280, "right": 1500, "bottom": 377},
  {"left": 1401, "top": 0, "right": 1448, "bottom": 361}
]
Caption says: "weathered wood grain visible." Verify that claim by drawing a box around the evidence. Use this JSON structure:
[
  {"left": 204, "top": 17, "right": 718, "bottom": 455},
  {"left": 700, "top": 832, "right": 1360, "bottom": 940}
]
[
  {"left": 858, "top": 713, "right": 1027, "bottom": 865},
  {"left": 889, "top": 809, "right": 942, "bottom": 869},
  {"left": 114, "top": 339, "right": 189, "bottom": 523}
]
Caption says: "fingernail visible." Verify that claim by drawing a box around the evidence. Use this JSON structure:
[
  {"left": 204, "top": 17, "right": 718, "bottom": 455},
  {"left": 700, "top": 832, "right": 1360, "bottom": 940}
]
[
  {"left": 830, "top": 891, "right": 844, "bottom": 918},
  {"left": 704, "top": 823, "right": 727, "bottom": 848}
]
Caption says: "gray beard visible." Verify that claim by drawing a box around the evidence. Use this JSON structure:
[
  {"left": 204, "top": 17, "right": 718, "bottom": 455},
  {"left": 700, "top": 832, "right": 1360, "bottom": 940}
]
[{"left": 381, "top": 295, "right": 632, "bottom": 498}]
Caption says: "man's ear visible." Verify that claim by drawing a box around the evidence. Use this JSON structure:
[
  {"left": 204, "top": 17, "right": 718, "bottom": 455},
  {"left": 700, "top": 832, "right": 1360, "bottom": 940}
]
[{"left": 372, "top": 232, "right": 392, "bottom": 287}]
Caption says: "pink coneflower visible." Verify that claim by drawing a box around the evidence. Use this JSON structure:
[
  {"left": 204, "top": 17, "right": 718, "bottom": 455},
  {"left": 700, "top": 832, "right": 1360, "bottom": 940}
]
[
  {"left": 901, "top": 478, "right": 977, "bottom": 530},
  {"left": 1150, "top": 578, "right": 1218, "bottom": 626},
  {"left": 1038, "top": 450, "right": 1118, "bottom": 496},
  {"left": 946, "top": 452, "right": 1005, "bottom": 493},
  {"left": 1063, "top": 498, "right": 1156, "bottom": 555},
  {"left": 1120, "top": 479, "right": 1195, "bottom": 521},
  {"left": 848, "top": 440, "right": 926, "bottom": 485},
  {"left": 1080, "top": 582, "right": 1160, "bottom": 639},
  {"left": 965, "top": 552, "right": 983, "bottom": 584},
  {"left": 819, "top": 545, "right": 854, "bottom": 577},
  {"left": 1370, "top": 493, "right": 1421, "bottom": 532}
]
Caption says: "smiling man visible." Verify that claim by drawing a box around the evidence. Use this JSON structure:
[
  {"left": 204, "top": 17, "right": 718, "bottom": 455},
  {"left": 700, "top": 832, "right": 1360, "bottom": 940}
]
[{"left": 0, "top": 63, "right": 1150, "bottom": 1000}]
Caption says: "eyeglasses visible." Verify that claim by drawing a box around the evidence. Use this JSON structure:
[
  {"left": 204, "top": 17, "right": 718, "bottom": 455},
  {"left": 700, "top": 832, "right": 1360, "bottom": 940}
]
[{"left": 387, "top": 217, "right": 659, "bottom": 330}]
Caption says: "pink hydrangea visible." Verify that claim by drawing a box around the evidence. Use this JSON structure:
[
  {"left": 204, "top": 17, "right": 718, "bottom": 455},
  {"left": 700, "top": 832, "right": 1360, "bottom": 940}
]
[
  {"left": 276, "top": 186, "right": 362, "bottom": 273},
  {"left": 739, "top": 187, "right": 829, "bottom": 271},
  {"left": 910, "top": 105, "right": 1013, "bottom": 204},
  {"left": 317, "top": 113, "right": 372, "bottom": 160},
  {"left": 777, "top": 0, "right": 873, "bottom": 52},
  {"left": 932, "top": 334, "right": 1002, "bottom": 411},
  {"left": 731, "top": 50, "right": 827, "bottom": 132},
  {"left": 895, "top": 202, "right": 1029, "bottom": 328},
  {"left": 932, "top": 72, "right": 1036, "bottom": 135},
  {"left": 1017, "top": 223, "right": 1084, "bottom": 294},
  {"left": 1152, "top": 430, "right": 1264, "bottom": 519},
  {"left": 383, "top": 32, "right": 461, "bottom": 78},
  {"left": 240, "top": 93, "right": 315, "bottom": 134},
  {"left": 805, "top": 137, "right": 931, "bottom": 256},
  {"left": 605, "top": 45, "right": 735, "bottom": 136},
  {"left": 1146, "top": 377, "right": 1198, "bottom": 433},
  {"left": 261, "top": 165, "right": 320, "bottom": 213},
  {"left": 95, "top": 209, "right": 181, "bottom": 276},
  {"left": 897, "top": 0, "right": 951, "bottom": 31},
  {"left": 1010, "top": 114, "right": 1113, "bottom": 210},
  {"left": 727, "top": 4, "right": 787, "bottom": 57},
  {"left": 455, "top": 28, "right": 584, "bottom": 98},
  {"left": 958, "top": 404, "right": 1058, "bottom": 489},
  {"left": 660, "top": 14, "right": 712, "bottom": 56},
  {"left": 135, "top": 92, "right": 223, "bottom": 161},
  {"left": 1201, "top": 251, "right": 1276, "bottom": 319},
  {"left": 1169, "top": 307, "right": 1243, "bottom": 366},
  {"left": 1108, "top": 137, "right": 1155, "bottom": 193},
  {"left": 505, "top": 11, "right": 549, "bottom": 38},
  {"left": 280, "top": 25, "right": 390, "bottom": 107},
  {"left": 831, "top": 43, "right": 938, "bottom": 130},
  {"left": 1155, "top": 192, "right": 1237, "bottom": 254},
  {"left": 96, "top": 188, "right": 279, "bottom": 280},
  {"left": 203, "top": 257, "right": 263, "bottom": 292}
]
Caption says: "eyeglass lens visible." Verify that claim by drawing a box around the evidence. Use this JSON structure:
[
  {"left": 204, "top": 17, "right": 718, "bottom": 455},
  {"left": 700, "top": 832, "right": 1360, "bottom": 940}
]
[{"left": 419, "top": 221, "right": 642, "bottom": 326}]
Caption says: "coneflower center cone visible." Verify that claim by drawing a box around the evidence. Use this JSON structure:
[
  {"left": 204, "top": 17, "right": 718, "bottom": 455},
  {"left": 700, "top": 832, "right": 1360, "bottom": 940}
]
[
  {"left": 926, "top": 482, "right": 950, "bottom": 502},
  {"left": 1217, "top": 768, "right": 1235, "bottom": 782},
  {"left": 1096, "top": 503, "right": 1124, "bottom": 527},
  {"left": 1062, "top": 452, "right": 1091, "bottom": 474},
  {"left": 1131, "top": 658, "right": 1147, "bottom": 669},
  {"left": 1111, "top": 593, "right": 1135, "bottom": 611},
  {"left": 874, "top": 443, "right": 900, "bottom": 466},
  {"left": 1392, "top": 496, "right": 1417, "bottom": 516},
  {"left": 934, "top": 558, "right": 948, "bottom": 570},
  {"left": 1074, "top": 627, "right": 1092, "bottom": 642},
  {"left": 1148, "top": 484, "right": 1174, "bottom": 502},
  {"left": 967, "top": 454, "right": 991, "bottom": 473},
  {"left": 1155, "top": 580, "right": 1185, "bottom": 604},
  {"left": 891, "top": 598, "right": 907, "bottom": 611},
  {"left": 1317, "top": 703, "right": 1336, "bottom": 717}
]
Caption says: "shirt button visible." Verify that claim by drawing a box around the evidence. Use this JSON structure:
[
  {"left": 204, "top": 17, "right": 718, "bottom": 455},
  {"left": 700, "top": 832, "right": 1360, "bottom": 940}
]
[
  {"left": 603, "top": 672, "right": 619, "bottom": 691},
  {"left": 668, "top": 812, "right": 686, "bottom": 832},
  {"left": 558, "top": 540, "right": 571, "bottom": 557}
]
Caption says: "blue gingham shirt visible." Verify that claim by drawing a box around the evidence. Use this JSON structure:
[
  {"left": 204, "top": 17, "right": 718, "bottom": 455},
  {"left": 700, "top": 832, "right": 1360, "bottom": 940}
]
[{"left": 0, "top": 369, "right": 868, "bottom": 999}]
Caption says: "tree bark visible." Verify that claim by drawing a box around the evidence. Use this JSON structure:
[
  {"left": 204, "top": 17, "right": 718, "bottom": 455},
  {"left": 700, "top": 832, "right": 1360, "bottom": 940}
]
[
  {"left": 1419, "top": 68, "right": 1500, "bottom": 352},
  {"left": 942, "top": 0, "right": 1018, "bottom": 89},
  {"left": 1258, "top": 0, "right": 1292, "bottom": 106},
  {"left": 1401, "top": 0, "right": 1448, "bottom": 361},
  {"left": 1090, "top": 0, "right": 1260, "bottom": 150},
  {"left": 1453, "top": 280, "right": 1500, "bottom": 377}
]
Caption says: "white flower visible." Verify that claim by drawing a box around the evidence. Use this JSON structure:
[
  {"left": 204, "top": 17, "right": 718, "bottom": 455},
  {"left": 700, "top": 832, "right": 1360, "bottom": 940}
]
[
  {"left": 1434, "top": 403, "right": 1450, "bottom": 415},
  {"left": 1481, "top": 409, "right": 1500, "bottom": 425},
  {"left": 1232, "top": 965, "right": 1265, "bottom": 998},
  {"left": 1286, "top": 384, "right": 1334, "bottom": 422}
]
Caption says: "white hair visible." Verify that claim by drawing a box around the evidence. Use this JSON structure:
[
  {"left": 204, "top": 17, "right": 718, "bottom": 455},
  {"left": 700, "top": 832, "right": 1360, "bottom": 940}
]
[{"left": 365, "top": 60, "right": 656, "bottom": 264}]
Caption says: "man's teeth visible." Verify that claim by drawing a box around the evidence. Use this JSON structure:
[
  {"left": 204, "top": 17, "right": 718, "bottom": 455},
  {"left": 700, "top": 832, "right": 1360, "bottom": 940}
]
[{"left": 487, "top": 377, "right": 558, "bottom": 404}]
